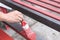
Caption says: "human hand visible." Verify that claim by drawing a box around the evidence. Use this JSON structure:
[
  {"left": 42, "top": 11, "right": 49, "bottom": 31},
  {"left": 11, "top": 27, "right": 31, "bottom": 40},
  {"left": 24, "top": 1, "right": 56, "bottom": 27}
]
[{"left": 2, "top": 10, "right": 23, "bottom": 23}]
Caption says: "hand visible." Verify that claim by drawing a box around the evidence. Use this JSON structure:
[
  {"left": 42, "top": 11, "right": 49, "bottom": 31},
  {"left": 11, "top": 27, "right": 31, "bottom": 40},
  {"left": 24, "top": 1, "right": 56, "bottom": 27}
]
[{"left": 2, "top": 10, "right": 23, "bottom": 23}]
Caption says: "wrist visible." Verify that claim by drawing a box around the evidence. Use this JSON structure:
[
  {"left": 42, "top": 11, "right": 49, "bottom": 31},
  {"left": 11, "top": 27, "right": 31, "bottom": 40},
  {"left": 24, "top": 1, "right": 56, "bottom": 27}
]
[{"left": 0, "top": 12, "right": 5, "bottom": 21}]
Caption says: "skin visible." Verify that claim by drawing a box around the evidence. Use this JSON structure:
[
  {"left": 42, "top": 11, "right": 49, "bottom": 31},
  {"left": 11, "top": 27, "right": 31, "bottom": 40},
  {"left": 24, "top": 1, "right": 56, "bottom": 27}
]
[{"left": 0, "top": 10, "right": 23, "bottom": 23}]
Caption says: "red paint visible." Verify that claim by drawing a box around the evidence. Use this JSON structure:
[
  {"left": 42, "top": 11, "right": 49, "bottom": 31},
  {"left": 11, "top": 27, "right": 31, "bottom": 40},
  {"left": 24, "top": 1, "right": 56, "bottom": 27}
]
[
  {"left": 13, "top": 0, "right": 60, "bottom": 21},
  {"left": 27, "top": 0, "right": 60, "bottom": 13},
  {"left": 52, "top": 0, "right": 60, "bottom": 3},
  {"left": 40, "top": 0, "right": 60, "bottom": 8},
  {"left": 20, "top": 20, "right": 36, "bottom": 40},
  {"left": 0, "top": 29, "right": 13, "bottom": 40}
]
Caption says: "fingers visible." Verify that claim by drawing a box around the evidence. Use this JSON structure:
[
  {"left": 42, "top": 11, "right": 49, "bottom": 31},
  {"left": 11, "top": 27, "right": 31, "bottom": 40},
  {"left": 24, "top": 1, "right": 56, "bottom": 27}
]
[
  {"left": 15, "top": 11, "right": 23, "bottom": 18},
  {"left": 5, "top": 10, "right": 24, "bottom": 23},
  {"left": 14, "top": 10, "right": 23, "bottom": 21},
  {"left": 16, "top": 17, "right": 23, "bottom": 22}
]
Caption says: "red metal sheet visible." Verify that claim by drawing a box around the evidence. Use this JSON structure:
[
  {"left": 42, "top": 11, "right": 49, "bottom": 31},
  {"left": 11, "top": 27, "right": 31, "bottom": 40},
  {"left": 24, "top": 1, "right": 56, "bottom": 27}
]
[
  {"left": 27, "top": 0, "right": 60, "bottom": 13},
  {"left": 13, "top": 0, "right": 60, "bottom": 21},
  {"left": 54, "top": 0, "right": 60, "bottom": 2},
  {"left": 55, "top": 0, "right": 60, "bottom": 2},
  {"left": 0, "top": 29, "right": 13, "bottom": 40},
  {"left": 52, "top": 0, "right": 60, "bottom": 3},
  {"left": 39, "top": 0, "right": 60, "bottom": 8}
]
